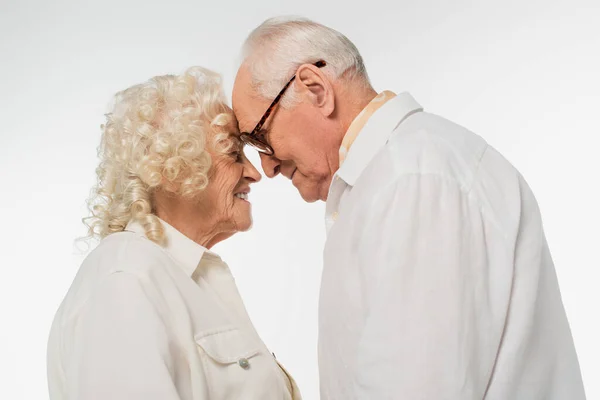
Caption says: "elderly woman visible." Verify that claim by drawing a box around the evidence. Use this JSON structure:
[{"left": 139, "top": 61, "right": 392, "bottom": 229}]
[{"left": 47, "top": 67, "right": 300, "bottom": 399}]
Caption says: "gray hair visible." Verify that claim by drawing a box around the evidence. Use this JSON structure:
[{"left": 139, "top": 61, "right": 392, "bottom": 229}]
[{"left": 241, "top": 16, "right": 371, "bottom": 107}]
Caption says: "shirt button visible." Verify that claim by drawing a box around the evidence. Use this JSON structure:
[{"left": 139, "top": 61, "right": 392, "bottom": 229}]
[
  {"left": 238, "top": 358, "right": 250, "bottom": 369},
  {"left": 332, "top": 211, "right": 339, "bottom": 221}
]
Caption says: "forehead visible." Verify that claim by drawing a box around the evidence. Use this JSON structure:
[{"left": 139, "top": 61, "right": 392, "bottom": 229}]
[{"left": 232, "top": 65, "right": 270, "bottom": 132}]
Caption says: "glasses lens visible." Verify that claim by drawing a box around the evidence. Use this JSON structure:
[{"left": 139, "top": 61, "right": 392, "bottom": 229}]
[{"left": 240, "top": 134, "right": 274, "bottom": 155}]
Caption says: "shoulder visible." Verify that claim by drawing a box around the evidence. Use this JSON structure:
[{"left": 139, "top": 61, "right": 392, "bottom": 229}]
[
  {"left": 350, "top": 112, "right": 485, "bottom": 203},
  {"left": 356, "top": 111, "right": 530, "bottom": 238},
  {"left": 84, "top": 231, "right": 170, "bottom": 277},
  {"left": 388, "top": 112, "right": 487, "bottom": 186},
  {"left": 55, "top": 232, "right": 174, "bottom": 324}
]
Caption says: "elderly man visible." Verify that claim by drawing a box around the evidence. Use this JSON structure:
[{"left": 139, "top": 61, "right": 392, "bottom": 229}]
[{"left": 232, "top": 17, "right": 586, "bottom": 400}]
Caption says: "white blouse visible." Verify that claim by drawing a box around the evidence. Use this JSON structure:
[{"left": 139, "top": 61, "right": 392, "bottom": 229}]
[{"left": 48, "top": 219, "right": 300, "bottom": 400}]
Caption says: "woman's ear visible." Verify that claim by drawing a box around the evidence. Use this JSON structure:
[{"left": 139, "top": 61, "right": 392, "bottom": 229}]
[{"left": 296, "top": 64, "right": 335, "bottom": 117}]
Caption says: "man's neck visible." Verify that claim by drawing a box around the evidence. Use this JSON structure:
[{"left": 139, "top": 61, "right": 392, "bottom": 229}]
[{"left": 340, "top": 86, "right": 378, "bottom": 135}]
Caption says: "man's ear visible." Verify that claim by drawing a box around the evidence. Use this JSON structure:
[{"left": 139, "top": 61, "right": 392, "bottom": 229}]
[{"left": 295, "top": 63, "right": 335, "bottom": 117}]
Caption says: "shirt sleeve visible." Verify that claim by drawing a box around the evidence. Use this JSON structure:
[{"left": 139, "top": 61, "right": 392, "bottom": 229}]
[
  {"left": 66, "top": 271, "right": 188, "bottom": 400},
  {"left": 352, "top": 174, "right": 506, "bottom": 399}
]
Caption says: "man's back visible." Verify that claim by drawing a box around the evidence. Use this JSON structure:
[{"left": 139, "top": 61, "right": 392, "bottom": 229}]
[{"left": 319, "top": 104, "right": 585, "bottom": 399}]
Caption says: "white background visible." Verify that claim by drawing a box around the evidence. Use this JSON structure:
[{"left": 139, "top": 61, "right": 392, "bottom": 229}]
[{"left": 1, "top": 0, "right": 599, "bottom": 398}]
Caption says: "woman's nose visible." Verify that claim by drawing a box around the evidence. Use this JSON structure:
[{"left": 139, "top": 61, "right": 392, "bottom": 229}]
[{"left": 244, "top": 156, "right": 262, "bottom": 183}]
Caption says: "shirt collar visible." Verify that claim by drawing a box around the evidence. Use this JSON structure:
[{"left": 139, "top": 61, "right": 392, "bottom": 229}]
[
  {"left": 339, "top": 90, "right": 397, "bottom": 166},
  {"left": 336, "top": 91, "right": 423, "bottom": 186},
  {"left": 125, "top": 218, "right": 214, "bottom": 277}
]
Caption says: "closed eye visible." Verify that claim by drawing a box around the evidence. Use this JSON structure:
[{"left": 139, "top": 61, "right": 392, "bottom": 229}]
[
  {"left": 257, "top": 129, "right": 269, "bottom": 140},
  {"left": 227, "top": 136, "right": 244, "bottom": 162},
  {"left": 229, "top": 149, "right": 243, "bottom": 162}
]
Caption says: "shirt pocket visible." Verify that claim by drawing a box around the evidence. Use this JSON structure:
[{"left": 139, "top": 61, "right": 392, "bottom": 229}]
[{"left": 195, "top": 328, "right": 286, "bottom": 399}]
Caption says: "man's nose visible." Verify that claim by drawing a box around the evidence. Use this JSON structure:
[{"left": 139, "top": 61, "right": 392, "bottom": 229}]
[{"left": 259, "top": 152, "right": 281, "bottom": 178}]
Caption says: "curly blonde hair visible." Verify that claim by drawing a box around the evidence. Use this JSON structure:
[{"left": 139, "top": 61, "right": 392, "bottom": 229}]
[{"left": 83, "top": 67, "right": 235, "bottom": 244}]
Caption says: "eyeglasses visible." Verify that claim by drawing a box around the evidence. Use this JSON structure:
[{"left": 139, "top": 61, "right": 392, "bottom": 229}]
[{"left": 239, "top": 60, "right": 327, "bottom": 156}]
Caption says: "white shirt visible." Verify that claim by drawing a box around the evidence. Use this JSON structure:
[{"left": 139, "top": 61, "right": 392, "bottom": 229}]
[
  {"left": 319, "top": 92, "right": 586, "bottom": 399},
  {"left": 48, "top": 219, "right": 300, "bottom": 400}
]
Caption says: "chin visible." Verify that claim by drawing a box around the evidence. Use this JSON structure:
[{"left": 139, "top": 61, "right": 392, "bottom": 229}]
[
  {"left": 300, "top": 193, "right": 319, "bottom": 203},
  {"left": 238, "top": 222, "right": 252, "bottom": 232},
  {"left": 298, "top": 185, "right": 325, "bottom": 203},
  {"left": 235, "top": 215, "right": 253, "bottom": 232}
]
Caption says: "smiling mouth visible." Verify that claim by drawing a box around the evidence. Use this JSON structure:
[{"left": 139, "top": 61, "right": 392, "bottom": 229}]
[{"left": 234, "top": 193, "right": 249, "bottom": 201}]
